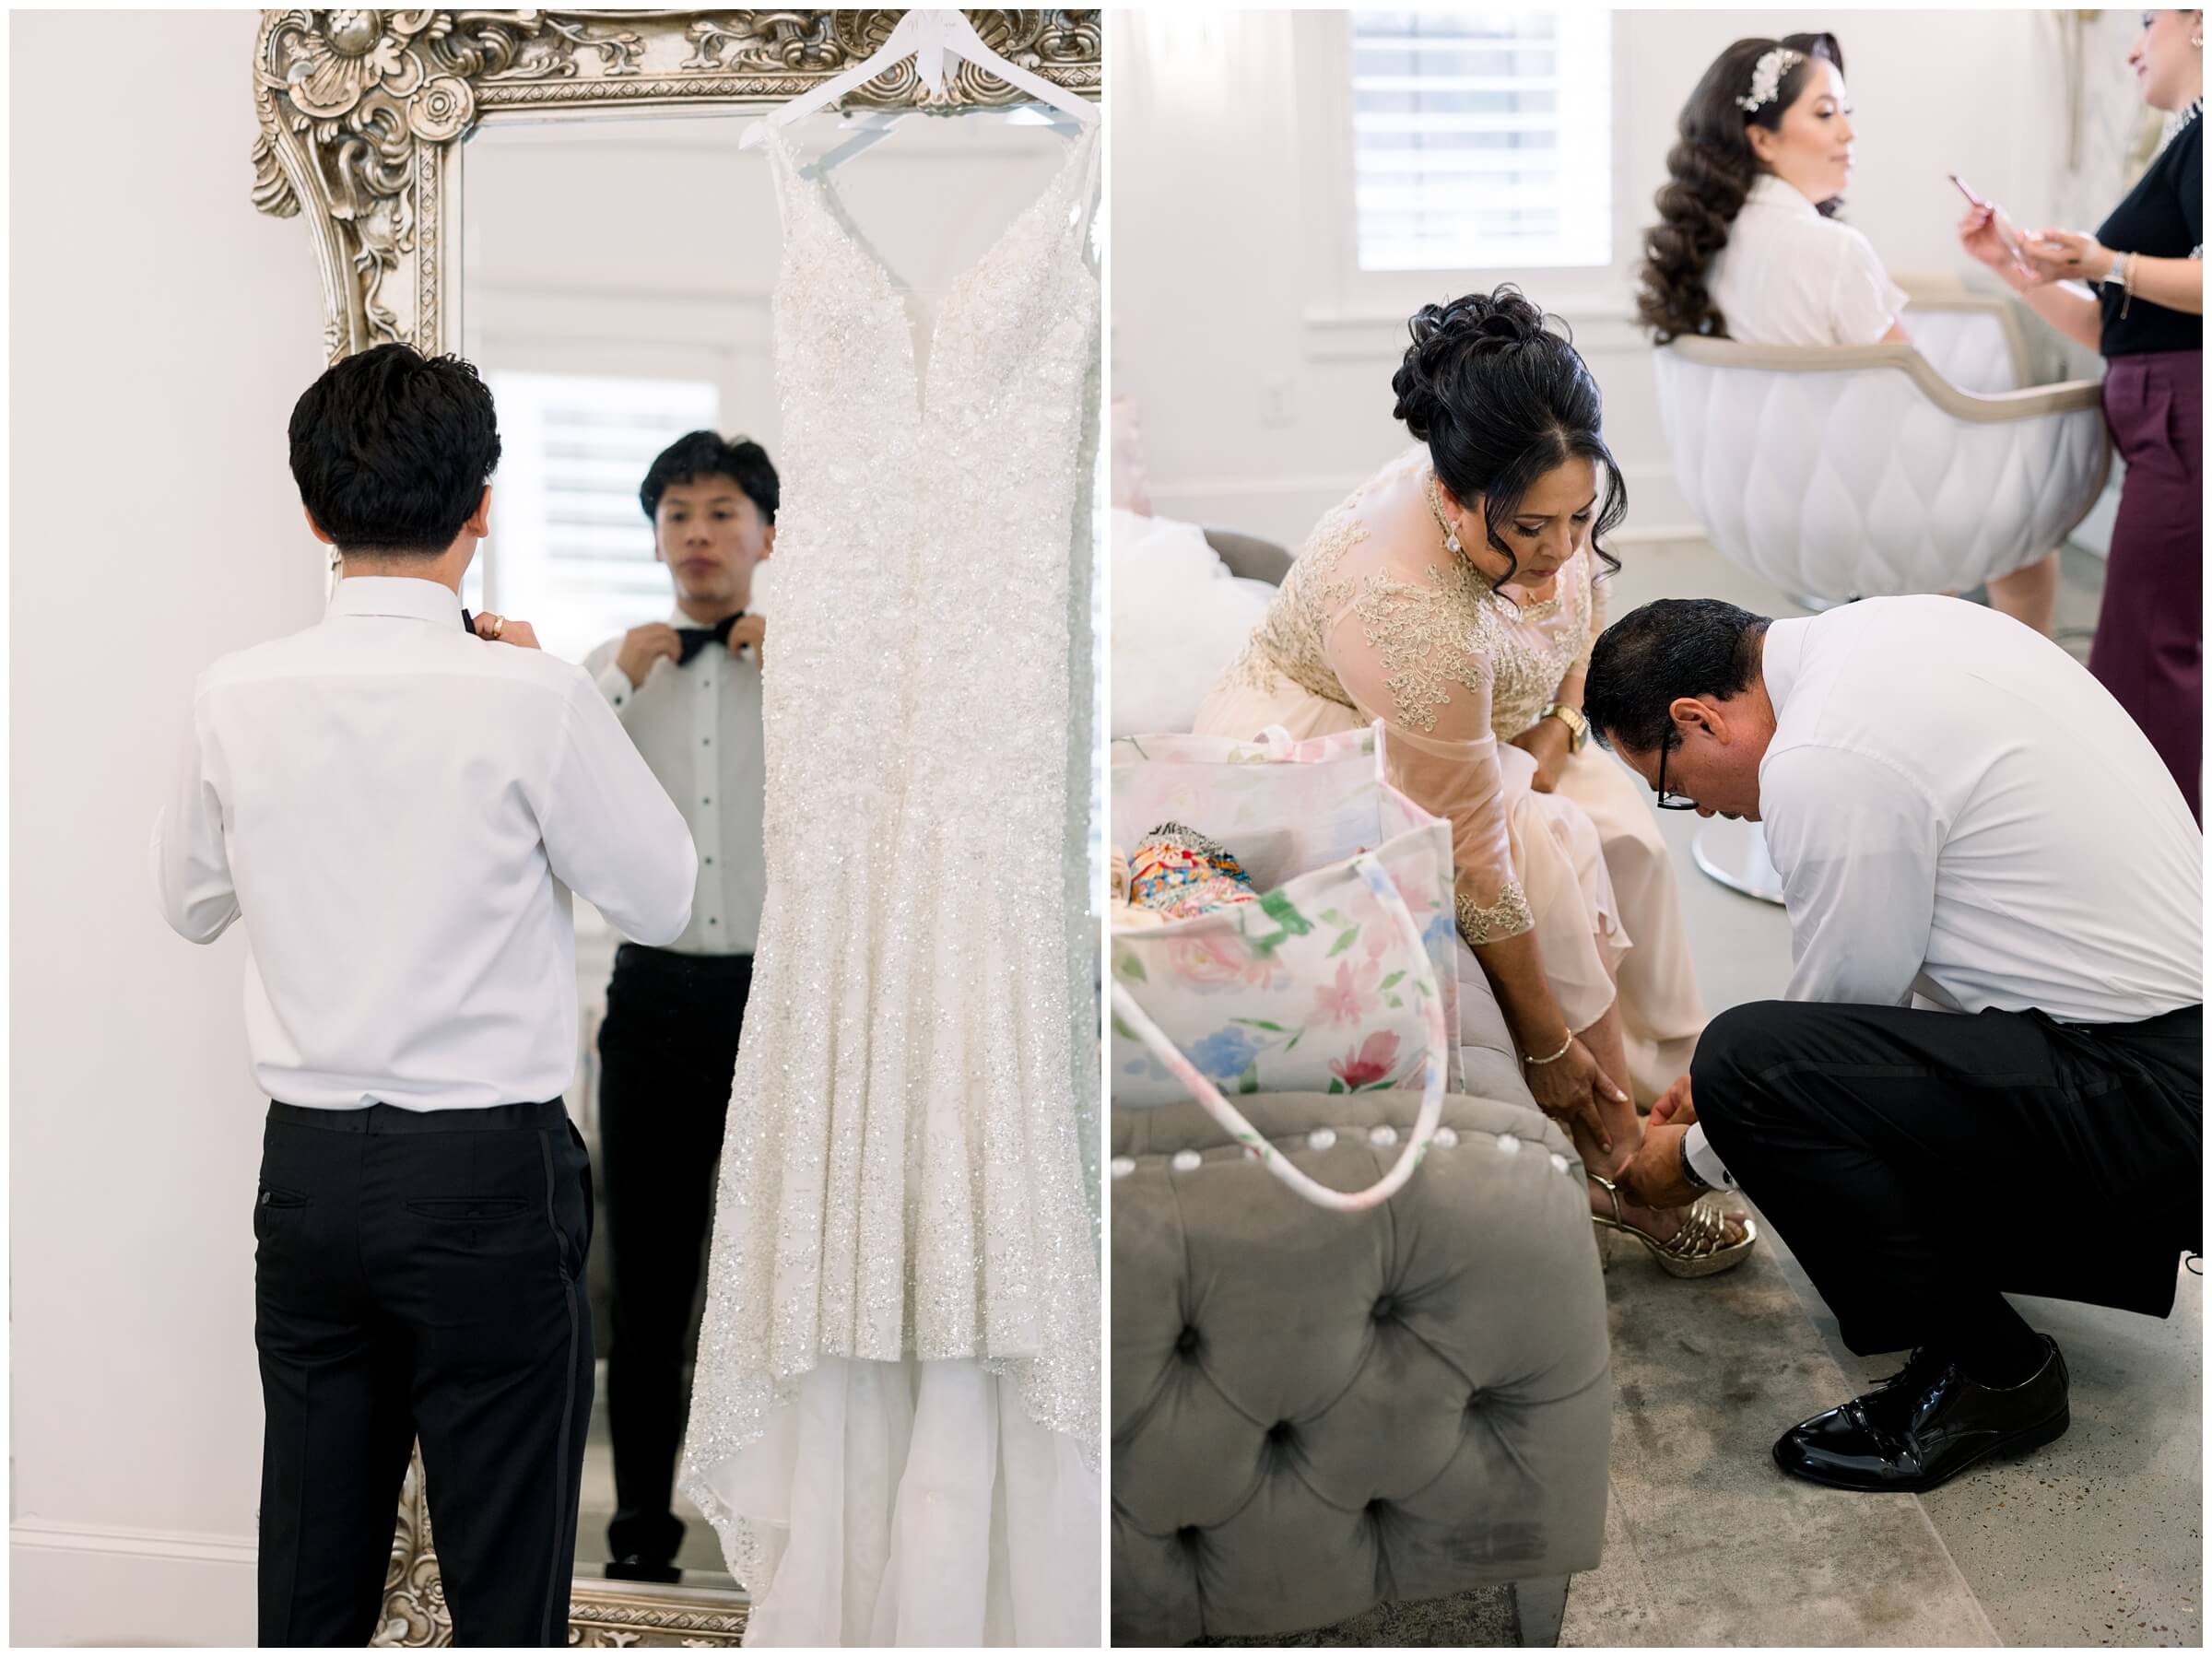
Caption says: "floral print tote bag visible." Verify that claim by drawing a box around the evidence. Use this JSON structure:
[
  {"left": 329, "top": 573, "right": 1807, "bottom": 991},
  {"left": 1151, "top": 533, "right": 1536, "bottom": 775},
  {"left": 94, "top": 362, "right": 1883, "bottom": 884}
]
[{"left": 1109, "top": 725, "right": 1458, "bottom": 1210}]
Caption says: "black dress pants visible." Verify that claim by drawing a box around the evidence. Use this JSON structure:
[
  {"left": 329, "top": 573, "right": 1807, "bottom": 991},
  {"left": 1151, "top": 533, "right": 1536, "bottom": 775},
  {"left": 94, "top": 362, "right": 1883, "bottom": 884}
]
[
  {"left": 595, "top": 943, "right": 753, "bottom": 1565},
  {"left": 1693, "top": 999, "right": 2202, "bottom": 1360},
  {"left": 253, "top": 1098, "right": 594, "bottom": 1647}
]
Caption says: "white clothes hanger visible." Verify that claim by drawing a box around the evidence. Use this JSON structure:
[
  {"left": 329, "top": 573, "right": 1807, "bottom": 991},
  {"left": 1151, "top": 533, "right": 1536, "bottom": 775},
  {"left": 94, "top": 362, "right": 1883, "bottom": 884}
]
[{"left": 739, "top": 8, "right": 1100, "bottom": 150}]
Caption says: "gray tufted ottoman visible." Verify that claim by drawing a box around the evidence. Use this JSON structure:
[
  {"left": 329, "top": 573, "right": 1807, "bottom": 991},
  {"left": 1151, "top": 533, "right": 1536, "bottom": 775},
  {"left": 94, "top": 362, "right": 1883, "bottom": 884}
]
[{"left": 1110, "top": 1087, "right": 1611, "bottom": 1645}]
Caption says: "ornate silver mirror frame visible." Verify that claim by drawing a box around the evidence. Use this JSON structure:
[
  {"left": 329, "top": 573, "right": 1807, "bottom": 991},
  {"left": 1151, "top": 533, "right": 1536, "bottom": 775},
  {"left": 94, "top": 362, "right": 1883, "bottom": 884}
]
[{"left": 250, "top": 9, "right": 1100, "bottom": 1645}]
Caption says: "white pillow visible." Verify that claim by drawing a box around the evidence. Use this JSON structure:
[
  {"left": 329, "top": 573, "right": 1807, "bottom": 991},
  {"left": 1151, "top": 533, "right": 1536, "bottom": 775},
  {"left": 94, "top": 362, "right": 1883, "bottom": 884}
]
[{"left": 1109, "top": 509, "right": 1275, "bottom": 736}]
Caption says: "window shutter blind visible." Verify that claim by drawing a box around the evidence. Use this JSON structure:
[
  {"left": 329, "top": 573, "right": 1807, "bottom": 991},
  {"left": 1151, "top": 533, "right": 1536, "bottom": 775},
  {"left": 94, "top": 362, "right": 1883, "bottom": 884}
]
[
  {"left": 479, "top": 371, "right": 722, "bottom": 663},
  {"left": 1350, "top": 9, "right": 1612, "bottom": 272}
]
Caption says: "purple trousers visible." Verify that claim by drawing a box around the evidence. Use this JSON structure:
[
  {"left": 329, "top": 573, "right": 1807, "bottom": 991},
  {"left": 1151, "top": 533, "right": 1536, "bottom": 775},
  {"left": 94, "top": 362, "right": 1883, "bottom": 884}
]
[{"left": 2089, "top": 348, "right": 2203, "bottom": 821}]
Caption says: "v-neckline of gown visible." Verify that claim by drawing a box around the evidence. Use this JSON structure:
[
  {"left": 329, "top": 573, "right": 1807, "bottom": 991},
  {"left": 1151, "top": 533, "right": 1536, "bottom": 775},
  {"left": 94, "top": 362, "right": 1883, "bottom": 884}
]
[
  {"left": 1496, "top": 571, "right": 1565, "bottom": 618},
  {"left": 769, "top": 122, "right": 1099, "bottom": 414}
]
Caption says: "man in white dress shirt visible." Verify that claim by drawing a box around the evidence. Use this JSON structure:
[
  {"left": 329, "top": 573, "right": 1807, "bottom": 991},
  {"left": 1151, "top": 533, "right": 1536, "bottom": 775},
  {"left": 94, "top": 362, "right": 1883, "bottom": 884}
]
[
  {"left": 1584, "top": 595, "right": 2201, "bottom": 1495},
  {"left": 576, "top": 431, "right": 771, "bottom": 1582},
  {"left": 153, "top": 344, "right": 697, "bottom": 1645}
]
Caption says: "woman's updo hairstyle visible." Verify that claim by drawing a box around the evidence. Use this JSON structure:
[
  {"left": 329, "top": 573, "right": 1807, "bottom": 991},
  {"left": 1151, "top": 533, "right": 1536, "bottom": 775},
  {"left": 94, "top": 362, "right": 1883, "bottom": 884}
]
[
  {"left": 1391, "top": 284, "right": 1626, "bottom": 590},
  {"left": 1636, "top": 32, "right": 1844, "bottom": 342}
]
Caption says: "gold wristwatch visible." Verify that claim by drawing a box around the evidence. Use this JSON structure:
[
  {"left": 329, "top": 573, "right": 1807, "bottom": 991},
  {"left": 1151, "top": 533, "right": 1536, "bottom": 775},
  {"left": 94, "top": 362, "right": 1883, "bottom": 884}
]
[{"left": 1542, "top": 701, "right": 1590, "bottom": 754}]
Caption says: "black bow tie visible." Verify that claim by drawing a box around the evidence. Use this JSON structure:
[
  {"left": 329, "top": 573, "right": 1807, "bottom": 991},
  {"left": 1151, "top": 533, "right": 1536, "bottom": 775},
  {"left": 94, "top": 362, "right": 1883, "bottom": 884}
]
[{"left": 677, "top": 613, "right": 747, "bottom": 665}]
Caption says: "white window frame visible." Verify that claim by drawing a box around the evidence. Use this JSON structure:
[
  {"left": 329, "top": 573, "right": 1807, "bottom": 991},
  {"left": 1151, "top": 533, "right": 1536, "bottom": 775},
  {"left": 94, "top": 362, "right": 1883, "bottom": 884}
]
[
  {"left": 477, "top": 368, "right": 723, "bottom": 665},
  {"left": 459, "top": 279, "right": 774, "bottom": 619},
  {"left": 1295, "top": 9, "right": 1635, "bottom": 333}
]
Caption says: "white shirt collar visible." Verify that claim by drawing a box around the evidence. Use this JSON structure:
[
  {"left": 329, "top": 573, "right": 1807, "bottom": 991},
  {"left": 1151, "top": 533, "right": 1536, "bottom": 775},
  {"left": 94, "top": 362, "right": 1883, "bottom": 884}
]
[
  {"left": 328, "top": 575, "right": 465, "bottom": 627},
  {"left": 1761, "top": 617, "right": 1809, "bottom": 723},
  {"left": 1744, "top": 170, "right": 1820, "bottom": 219}
]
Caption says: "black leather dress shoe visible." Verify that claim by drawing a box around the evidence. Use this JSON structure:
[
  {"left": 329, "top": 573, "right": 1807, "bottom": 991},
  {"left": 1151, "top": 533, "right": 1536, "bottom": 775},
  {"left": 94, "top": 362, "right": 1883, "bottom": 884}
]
[
  {"left": 1770, "top": 1346, "right": 1946, "bottom": 1484},
  {"left": 606, "top": 1554, "right": 682, "bottom": 1584},
  {"left": 1773, "top": 1335, "right": 2070, "bottom": 1493}
]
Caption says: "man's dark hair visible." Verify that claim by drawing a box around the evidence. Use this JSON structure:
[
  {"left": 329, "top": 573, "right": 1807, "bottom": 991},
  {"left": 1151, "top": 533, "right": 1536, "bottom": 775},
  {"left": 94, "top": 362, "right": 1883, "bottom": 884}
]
[
  {"left": 288, "top": 343, "right": 501, "bottom": 557},
  {"left": 639, "top": 431, "right": 780, "bottom": 524},
  {"left": 1584, "top": 598, "right": 1772, "bottom": 755}
]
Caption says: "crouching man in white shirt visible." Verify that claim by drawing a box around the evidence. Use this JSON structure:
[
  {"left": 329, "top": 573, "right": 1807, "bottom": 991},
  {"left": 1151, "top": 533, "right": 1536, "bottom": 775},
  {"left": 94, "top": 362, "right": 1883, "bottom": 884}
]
[
  {"left": 153, "top": 344, "right": 697, "bottom": 1646},
  {"left": 1584, "top": 595, "right": 2201, "bottom": 1495}
]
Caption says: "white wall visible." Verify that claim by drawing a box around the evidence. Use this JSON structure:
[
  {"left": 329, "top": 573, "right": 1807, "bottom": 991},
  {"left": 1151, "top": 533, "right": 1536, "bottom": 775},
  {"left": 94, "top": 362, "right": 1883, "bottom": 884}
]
[
  {"left": 10, "top": 10, "right": 326, "bottom": 1644},
  {"left": 1112, "top": 8, "right": 2092, "bottom": 550}
]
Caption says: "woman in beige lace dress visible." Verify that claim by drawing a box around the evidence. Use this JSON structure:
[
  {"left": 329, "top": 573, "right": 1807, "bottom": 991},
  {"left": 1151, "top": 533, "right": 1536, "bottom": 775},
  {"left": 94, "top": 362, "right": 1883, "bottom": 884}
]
[{"left": 1194, "top": 288, "right": 1748, "bottom": 1271}]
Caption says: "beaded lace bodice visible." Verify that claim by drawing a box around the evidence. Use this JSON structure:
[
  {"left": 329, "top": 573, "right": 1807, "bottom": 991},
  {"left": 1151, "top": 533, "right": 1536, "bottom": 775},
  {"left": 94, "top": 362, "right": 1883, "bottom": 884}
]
[
  {"left": 1213, "top": 450, "right": 1604, "bottom": 945},
  {"left": 1228, "top": 462, "right": 1597, "bottom": 742}
]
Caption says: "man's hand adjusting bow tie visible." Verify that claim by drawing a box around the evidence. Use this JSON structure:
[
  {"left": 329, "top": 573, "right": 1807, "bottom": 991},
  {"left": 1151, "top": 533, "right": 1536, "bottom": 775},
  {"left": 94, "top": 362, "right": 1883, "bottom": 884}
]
[
  {"left": 617, "top": 612, "right": 761, "bottom": 688},
  {"left": 677, "top": 612, "right": 745, "bottom": 665}
]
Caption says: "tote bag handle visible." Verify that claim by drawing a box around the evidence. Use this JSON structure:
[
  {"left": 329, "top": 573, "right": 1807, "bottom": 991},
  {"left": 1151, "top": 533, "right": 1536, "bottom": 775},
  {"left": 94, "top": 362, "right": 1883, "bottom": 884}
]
[{"left": 1110, "top": 854, "right": 1448, "bottom": 1212}]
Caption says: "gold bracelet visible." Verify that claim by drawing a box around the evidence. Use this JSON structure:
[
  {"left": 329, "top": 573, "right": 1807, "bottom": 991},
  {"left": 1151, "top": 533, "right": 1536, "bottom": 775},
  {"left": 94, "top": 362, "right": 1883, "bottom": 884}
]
[{"left": 1524, "top": 1030, "right": 1575, "bottom": 1066}]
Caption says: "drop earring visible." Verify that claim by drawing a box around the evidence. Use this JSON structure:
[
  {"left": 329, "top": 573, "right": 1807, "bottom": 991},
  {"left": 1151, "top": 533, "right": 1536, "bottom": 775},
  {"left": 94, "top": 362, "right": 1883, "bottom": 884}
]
[{"left": 1426, "top": 472, "right": 1465, "bottom": 556}]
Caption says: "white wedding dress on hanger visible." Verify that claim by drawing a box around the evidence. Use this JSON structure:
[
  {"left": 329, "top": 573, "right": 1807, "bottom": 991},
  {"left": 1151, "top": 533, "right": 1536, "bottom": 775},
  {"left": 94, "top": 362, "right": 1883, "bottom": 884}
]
[{"left": 677, "top": 116, "right": 1103, "bottom": 1647}]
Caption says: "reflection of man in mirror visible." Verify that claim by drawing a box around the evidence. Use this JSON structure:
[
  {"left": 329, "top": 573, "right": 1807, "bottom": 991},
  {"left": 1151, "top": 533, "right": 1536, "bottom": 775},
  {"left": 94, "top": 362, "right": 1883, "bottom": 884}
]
[
  {"left": 153, "top": 344, "right": 698, "bottom": 1645},
  {"left": 581, "top": 431, "right": 774, "bottom": 1582}
]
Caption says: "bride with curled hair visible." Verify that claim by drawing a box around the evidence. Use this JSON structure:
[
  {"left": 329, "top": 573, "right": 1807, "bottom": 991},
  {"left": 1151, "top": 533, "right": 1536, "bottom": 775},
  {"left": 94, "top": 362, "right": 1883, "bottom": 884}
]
[
  {"left": 1194, "top": 286, "right": 1750, "bottom": 1277},
  {"left": 1636, "top": 32, "right": 2059, "bottom": 629},
  {"left": 1637, "top": 33, "right": 1856, "bottom": 344}
]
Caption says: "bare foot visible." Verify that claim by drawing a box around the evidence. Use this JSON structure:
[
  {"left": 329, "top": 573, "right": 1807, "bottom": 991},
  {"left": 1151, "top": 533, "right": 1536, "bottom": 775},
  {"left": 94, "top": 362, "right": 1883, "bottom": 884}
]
[{"left": 1588, "top": 1176, "right": 1749, "bottom": 1249}]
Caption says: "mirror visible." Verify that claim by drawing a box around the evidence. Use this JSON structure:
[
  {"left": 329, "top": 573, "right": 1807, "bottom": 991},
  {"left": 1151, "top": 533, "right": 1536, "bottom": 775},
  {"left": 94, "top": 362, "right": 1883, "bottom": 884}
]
[
  {"left": 254, "top": 10, "right": 1102, "bottom": 1641},
  {"left": 457, "top": 107, "right": 1089, "bottom": 1606}
]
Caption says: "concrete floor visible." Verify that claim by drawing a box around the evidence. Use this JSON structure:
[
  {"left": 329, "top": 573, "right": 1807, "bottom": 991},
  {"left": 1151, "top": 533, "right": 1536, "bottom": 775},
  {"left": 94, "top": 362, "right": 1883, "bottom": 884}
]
[
  {"left": 1561, "top": 1230, "right": 1999, "bottom": 1648},
  {"left": 1598, "top": 538, "right": 2202, "bottom": 1648}
]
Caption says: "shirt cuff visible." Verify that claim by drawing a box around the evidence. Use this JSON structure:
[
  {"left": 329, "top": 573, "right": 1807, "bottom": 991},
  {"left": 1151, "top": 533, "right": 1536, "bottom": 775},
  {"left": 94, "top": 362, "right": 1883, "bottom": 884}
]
[
  {"left": 1684, "top": 1122, "right": 1737, "bottom": 1192},
  {"left": 594, "top": 662, "right": 636, "bottom": 710}
]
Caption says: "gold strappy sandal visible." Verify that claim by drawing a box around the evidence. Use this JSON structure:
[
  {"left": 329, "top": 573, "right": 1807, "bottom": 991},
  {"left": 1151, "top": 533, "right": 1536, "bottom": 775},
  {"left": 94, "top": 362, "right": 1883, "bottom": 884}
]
[{"left": 1588, "top": 1171, "right": 1758, "bottom": 1278}]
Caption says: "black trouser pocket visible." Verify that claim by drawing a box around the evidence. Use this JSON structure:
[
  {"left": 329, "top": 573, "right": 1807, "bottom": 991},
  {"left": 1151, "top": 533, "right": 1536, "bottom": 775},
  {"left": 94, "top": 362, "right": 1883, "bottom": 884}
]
[
  {"left": 253, "top": 1178, "right": 310, "bottom": 1240},
  {"left": 568, "top": 1119, "right": 595, "bottom": 1272},
  {"left": 540, "top": 1126, "right": 592, "bottom": 1281}
]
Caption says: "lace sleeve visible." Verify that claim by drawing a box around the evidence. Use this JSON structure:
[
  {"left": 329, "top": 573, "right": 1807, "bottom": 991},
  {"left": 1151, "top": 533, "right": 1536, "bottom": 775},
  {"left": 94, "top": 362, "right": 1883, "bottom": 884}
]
[{"left": 1322, "top": 564, "right": 1532, "bottom": 946}]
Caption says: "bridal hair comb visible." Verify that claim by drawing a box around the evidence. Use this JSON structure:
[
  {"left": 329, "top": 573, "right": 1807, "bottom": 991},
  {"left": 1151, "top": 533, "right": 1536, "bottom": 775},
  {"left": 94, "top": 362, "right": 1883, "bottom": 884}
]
[{"left": 1736, "top": 46, "right": 1804, "bottom": 114}]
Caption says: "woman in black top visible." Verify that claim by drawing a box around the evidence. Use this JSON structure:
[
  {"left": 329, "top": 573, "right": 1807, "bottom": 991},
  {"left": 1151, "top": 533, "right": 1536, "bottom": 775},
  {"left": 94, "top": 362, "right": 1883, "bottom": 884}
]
[{"left": 1958, "top": 10, "right": 2204, "bottom": 817}]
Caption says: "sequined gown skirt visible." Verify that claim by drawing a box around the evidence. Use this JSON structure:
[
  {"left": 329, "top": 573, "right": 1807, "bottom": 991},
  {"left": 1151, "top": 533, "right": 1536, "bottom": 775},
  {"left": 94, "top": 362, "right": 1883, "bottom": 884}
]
[
  {"left": 675, "top": 655, "right": 1100, "bottom": 1645},
  {"left": 675, "top": 664, "right": 1101, "bottom": 1647},
  {"left": 1192, "top": 668, "right": 1702, "bottom": 1097},
  {"left": 687, "top": 691, "right": 1100, "bottom": 1648}
]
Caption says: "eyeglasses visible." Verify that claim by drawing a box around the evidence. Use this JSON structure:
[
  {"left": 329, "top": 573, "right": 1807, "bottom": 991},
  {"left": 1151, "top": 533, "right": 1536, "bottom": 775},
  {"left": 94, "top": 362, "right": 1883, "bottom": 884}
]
[{"left": 1653, "top": 743, "right": 1698, "bottom": 811}]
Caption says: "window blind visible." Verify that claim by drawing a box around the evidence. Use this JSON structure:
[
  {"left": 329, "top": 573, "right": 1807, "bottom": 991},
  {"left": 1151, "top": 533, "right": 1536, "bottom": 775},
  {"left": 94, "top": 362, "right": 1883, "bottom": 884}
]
[
  {"left": 478, "top": 370, "right": 721, "bottom": 664},
  {"left": 1350, "top": 9, "right": 1613, "bottom": 272}
]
